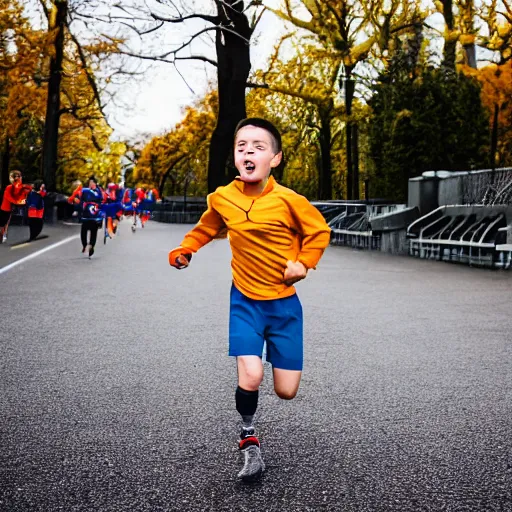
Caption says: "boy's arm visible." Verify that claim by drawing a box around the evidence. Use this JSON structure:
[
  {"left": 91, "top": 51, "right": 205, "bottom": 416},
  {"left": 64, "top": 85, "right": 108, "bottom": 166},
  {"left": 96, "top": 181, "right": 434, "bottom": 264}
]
[
  {"left": 2, "top": 185, "right": 16, "bottom": 205},
  {"left": 68, "top": 186, "right": 82, "bottom": 204},
  {"left": 169, "top": 193, "right": 226, "bottom": 268},
  {"left": 290, "top": 195, "right": 331, "bottom": 270}
]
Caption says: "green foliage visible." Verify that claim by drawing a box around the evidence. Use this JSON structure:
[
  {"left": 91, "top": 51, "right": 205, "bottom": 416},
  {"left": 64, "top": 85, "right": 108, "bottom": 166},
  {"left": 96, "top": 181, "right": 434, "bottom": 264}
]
[
  {"left": 368, "top": 60, "right": 490, "bottom": 201},
  {"left": 8, "top": 116, "right": 44, "bottom": 183}
]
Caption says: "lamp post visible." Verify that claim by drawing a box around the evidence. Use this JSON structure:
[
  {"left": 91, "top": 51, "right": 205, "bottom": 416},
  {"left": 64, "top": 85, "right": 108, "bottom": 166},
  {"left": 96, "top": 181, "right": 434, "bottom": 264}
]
[
  {"left": 183, "top": 171, "right": 196, "bottom": 215},
  {"left": 341, "top": 70, "right": 358, "bottom": 200}
]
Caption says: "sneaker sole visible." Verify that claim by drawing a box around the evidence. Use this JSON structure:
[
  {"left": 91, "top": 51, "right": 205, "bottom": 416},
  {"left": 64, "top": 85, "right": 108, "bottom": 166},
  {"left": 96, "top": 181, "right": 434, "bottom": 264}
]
[
  {"left": 240, "top": 466, "right": 264, "bottom": 483},
  {"left": 238, "top": 451, "right": 265, "bottom": 482}
]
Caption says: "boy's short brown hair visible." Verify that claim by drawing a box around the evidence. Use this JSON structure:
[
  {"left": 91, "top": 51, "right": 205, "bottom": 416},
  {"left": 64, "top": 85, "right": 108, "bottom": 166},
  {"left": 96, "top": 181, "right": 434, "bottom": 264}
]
[{"left": 234, "top": 118, "right": 282, "bottom": 154}]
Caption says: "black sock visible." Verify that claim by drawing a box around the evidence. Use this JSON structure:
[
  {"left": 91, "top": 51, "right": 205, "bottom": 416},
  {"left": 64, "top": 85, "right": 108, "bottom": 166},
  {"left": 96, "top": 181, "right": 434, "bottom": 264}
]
[{"left": 236, "top": 386, "right": 258, "bottom": 429}]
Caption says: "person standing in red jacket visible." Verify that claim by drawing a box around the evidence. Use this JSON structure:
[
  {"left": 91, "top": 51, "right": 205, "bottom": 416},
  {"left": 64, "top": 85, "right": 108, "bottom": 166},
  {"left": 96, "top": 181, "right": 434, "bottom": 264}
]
[
  {"left": 0, "top": 170, "right": 32, "bottom": 244},
  {"left": 26, "top": 180, "right": 46, "bottom": 241}
]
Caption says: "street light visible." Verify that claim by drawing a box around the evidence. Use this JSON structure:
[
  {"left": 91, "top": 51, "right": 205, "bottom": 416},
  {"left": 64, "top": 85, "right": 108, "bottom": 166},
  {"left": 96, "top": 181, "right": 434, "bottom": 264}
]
[{"left": 183, "top": 170, "right": 196, "bottom": 215}]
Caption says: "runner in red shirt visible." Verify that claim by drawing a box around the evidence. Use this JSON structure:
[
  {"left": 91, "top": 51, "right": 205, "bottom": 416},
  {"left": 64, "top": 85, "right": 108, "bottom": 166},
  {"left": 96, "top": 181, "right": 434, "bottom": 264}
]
[{"left": 0, "top": 170, "right": 32, "bottom": 243}]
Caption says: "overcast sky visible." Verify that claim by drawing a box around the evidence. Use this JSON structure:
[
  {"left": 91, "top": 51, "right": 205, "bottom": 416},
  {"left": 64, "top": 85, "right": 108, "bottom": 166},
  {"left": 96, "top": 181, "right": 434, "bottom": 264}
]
[
  {"left": 21, "top": 1, "right": 499, "bottom": 146},
  {"left": 21, "top": 0, "right": 284, "bottom": 143},
  {"left": 106, "top": 7, "right": 284, "bottom": 143}
]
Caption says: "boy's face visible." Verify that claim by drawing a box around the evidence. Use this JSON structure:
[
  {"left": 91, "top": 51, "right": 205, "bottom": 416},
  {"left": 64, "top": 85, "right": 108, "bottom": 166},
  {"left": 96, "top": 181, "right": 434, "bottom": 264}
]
[
  {"left": 89, "top": 180, "right": 97, "bottom": 189},
  {"left": 10, "top": 172, "right": 22, "bottom": 184},
  {"left": 234, "top": 125, "right": 282, "bottom": 184}
]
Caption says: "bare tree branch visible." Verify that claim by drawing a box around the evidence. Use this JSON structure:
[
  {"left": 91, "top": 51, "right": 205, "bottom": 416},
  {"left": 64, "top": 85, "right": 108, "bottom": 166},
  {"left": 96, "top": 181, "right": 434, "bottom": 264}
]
[
  {"left": 150, "top": 11, "right": 219, "bottom": 24},
  {"left": 175, "top": 55, "right": 218, "bottom": 67},
  {"left": 68, "top": 30, "right": 107, "bottom": 117},
  {"left": 37, "top": 0, "right": 49, "bottom": 21},
  {"left": 119, "top": 49, "right": 218, "bottom": 68},
  {"left": 173, "top": 63, "right": 196, "bottom": 94},
  {"left": 251, "top": 6, "right": 266, "bottom": 29}
]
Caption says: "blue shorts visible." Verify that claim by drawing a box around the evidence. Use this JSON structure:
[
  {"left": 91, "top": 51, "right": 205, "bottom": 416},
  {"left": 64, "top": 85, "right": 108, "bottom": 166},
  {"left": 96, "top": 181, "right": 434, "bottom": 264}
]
[{"left": 229, "top": 285, "right": 303, "bottom": 371}]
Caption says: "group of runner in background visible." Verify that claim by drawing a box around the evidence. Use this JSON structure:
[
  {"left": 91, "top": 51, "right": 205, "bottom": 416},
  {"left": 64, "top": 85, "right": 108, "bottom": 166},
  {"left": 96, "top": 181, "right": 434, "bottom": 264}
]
[
  {"left": 0, "top": 170, "right": 159, "bottom": 256},
  {"left": 68, "top": 176, "right": 160, "bottom": 258},
  {"left": 0, "top": 170, "right": 46, "bottom": 244}
]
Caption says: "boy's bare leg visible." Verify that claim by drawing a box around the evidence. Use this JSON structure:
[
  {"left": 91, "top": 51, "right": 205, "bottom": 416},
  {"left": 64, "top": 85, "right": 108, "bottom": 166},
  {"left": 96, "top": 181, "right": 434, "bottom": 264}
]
[
  {"left": 1, "top": 213, "right": 12, "bottom": 242},
  {"left": 273, "top": 368, "right": 302, "bottom": 400},
  {"left": 237, "top": 355, "right": 264, "bottom": 390},
  {"left": 236, "top": 355, "right": 265, "bottom": 481}
]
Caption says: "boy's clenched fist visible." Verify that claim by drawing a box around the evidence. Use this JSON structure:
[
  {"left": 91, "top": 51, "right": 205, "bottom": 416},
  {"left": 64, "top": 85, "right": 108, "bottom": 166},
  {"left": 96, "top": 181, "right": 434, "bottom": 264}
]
[{"left": 283, "top": 260, "right": 307, "bottom": 286}]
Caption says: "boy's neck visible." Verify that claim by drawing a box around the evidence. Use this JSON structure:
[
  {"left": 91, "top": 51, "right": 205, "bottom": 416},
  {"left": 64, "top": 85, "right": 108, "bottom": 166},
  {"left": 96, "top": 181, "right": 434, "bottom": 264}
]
[{"left": 243, "top": 177, "right": 269, "bottom": 197}]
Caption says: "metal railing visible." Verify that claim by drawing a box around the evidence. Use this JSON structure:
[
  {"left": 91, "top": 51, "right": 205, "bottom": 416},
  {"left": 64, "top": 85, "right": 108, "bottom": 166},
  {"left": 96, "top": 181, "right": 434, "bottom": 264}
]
[
  {"left": 407, "top": 205, "right": 512, "bottom": 269},
  {"left": 314, "top": 201, "right": 406, "bottom": 251}
]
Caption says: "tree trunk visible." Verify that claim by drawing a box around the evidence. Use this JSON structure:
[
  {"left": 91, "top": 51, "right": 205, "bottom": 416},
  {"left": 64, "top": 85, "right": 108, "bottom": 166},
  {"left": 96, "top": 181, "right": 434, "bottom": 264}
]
[
  {"left": 41, "top": 0, "right": 67, "bottom": 192},
  {"left": 1, "top": 137, "right": 10, "bottom": 190},
  {"left": 352, "top": 123, "right": 359, "bottom": 199},
  {"left": 159, "top": 155, "right": 187, "bottom": 197},
  {"left": 490, "top": 103, "right": 499, "bottom": 171},
  {"left": 463, "top": 44, "right": 477, "bottom": 68},
  {"left": 441, "top": 0, "right": 456, "bottom": 71},
  {"left": 207, "top": 1, "right": 252, "bottom": 193},
  {"left": 461, "top": 1, "right": 477, "bottom": 69},
  {"left": 317, "top": 110, "right": 332, "bottom": 199},
  {"left": 343, "top": 69, "right": 355, "bottom": 200}
]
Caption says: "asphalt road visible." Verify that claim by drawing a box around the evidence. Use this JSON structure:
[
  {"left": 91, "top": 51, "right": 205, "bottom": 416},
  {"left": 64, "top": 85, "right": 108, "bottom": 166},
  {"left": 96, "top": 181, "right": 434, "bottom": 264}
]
[
  {"left": 1, "top": 221, "right": 511, "bottom": 511},
  {"left": 0, "top": 221, "right": 81, "bottom": 270}
]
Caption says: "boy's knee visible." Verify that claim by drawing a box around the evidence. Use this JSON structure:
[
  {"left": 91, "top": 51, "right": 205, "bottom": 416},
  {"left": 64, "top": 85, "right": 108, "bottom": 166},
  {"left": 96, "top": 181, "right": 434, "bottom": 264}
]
[
  {"left": 240, "top": 369, "right": 263, "bottom": 390},
  {"left": 237, "top": 358, "right": 264, "bottom": 390},
  {"left": 275, "top": 387, "right": 298, "bottom": 400}
]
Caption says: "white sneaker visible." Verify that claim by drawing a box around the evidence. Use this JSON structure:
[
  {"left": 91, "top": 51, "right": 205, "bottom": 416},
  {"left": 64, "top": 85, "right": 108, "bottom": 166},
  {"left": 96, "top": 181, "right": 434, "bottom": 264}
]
[{"left": 238, "top": 444, "right": 265, "bottom": 482}]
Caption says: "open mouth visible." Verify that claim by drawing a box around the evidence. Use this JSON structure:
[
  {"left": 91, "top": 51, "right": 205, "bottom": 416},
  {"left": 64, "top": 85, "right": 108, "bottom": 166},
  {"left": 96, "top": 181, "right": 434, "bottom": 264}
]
[{"left": 244, "top": 160, "right": 256, "bottom": 172}]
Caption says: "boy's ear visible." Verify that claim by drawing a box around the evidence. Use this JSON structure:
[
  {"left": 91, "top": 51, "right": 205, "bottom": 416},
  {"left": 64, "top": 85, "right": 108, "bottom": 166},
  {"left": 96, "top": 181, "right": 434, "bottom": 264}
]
[{"left": 270, "top": 151, "right": 283, "bottom": 169}]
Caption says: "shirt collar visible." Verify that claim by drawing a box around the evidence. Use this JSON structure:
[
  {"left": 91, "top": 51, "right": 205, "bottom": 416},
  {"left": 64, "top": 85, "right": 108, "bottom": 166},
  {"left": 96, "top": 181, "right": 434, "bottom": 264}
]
[{"left": 233, "top": 175, "right": 276, "bottom": 198}]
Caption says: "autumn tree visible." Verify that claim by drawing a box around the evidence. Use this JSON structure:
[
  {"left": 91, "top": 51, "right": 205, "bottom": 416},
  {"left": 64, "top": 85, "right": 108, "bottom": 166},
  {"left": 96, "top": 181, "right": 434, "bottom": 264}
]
[
  {"left": 458, "top": 0, "right": 478, "bottom": 67},
  {"left": 432, "top": 0, "right": 512, "bottom": 69},
  {"left": 0, "top": 0, "right": 43, "bottom": 188},
  {"left": 97, "top": 0, "right": 266, "bottom": 193},
  {"left": 457, "top": 2, "right": 512, "bottom": 168},
  {"left": 251, "top": 42, "right": 343, "bottom": 199},
  {"left": 463, "top": 61, "right": 512, "bottom": 168},
  {"left": 133, "top": 91, "right": 218, "bottom": 197},
  {"left": 267, "top": 0, "right": 423, "bottom": 199},
  {"left": 73, "top": 141, "right": 126, "bottom": 188},
  {"left": 246, "top": 84, "right": 322, "bottom": 198},
  {"left": 480, "top": 0, "right": 512, "bottom": 64},
  {"left": 40, "top": 0, "right": 68, "bottom": 191},
  {"left": 7, "top": 0, "right": 130, "bottom": 192}
]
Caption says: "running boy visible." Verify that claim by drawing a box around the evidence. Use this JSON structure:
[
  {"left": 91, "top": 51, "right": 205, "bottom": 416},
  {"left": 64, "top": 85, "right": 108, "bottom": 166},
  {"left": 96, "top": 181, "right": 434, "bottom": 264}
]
[
  {"left": 26, "top": 180, "right": 46, "bottom": 241},
  {"left": 77, "top": 176, "right": 104, "bottom": 258},
  {"left": 0, "top": 170, "right": 32, "bottom": 243},
  {"left": 168, "top": 118, "right": 331, "bottom": 481}
]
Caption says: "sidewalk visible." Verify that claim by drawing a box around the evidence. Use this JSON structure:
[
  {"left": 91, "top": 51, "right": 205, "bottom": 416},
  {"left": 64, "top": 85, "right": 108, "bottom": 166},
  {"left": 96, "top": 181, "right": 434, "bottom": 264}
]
[{"left": 0, "top": 221, "right": 81, "bottom": 270}]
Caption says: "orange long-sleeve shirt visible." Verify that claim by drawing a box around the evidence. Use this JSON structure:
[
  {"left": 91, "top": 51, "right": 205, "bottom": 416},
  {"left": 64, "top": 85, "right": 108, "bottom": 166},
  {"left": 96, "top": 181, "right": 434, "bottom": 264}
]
[
  {"left": 178, "top": 176, "right": 331, "bottom": 300},
  {"left": 1, "top": 183, "right": 31, "bottom": 212}
]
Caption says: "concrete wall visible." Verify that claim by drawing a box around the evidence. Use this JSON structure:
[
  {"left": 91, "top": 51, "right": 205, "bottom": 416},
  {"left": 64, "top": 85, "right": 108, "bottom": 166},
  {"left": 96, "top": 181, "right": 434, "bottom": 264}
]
[
  {"left": 408, "top": 178, "right": 439, "bottom": 215},
  {"left": 370, "top": 206, "right": 420, "bottom": 255},
  {"left": 380, "top": 229, "right": 408, "bottom": 255}
]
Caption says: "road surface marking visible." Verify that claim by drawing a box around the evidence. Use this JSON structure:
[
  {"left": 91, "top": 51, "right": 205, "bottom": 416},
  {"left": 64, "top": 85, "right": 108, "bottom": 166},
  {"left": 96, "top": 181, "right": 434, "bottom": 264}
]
[
  {"left": 0, "top": 235, "right": 79, "bottom": 275},
  {"left": 11, "top": 242, "right": 30, "bottom": 250}
]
